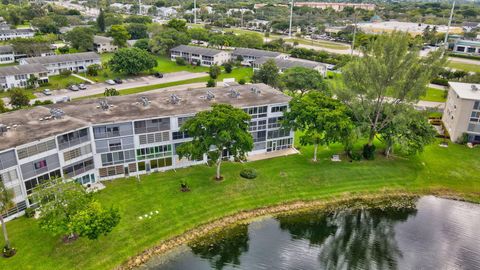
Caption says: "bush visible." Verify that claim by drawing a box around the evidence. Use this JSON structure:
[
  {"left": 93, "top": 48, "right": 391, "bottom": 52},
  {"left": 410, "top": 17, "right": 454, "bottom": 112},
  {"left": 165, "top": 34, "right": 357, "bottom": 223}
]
[
  {"left": 362, "top": 144, "right": 376, "bottom": 160},
  {"left": 33, "top": 100, "right": 53, "bottom": 106},
  {"left": 240, "top": 168, "right": 257, "bottom": 179},
  {"left": 86, "top": 64, "right": 101, "bottom": 76},
  {"left": 239, "top": 78, "right": 246, "bottom": 85},
  {"left": 24, "top": 207, "right": 35, "bottom": 218},
  {"left": 2, "top": 246, "right": 16, "bottom": 258},
  {"left": 176, "top": 57, "right": 187, "bottom": 66},
  {"left": 349, "top": 151, "right": 362, "bottom": 161},
  {"left": 58, "top": 45, "right": 70, "bottom": 54},
  {"left": 457, "top": 132, "right": 469, "bottom": 145},
  {"left": 224, "top": 62, "right": 233, "bottom": 73},
  {"left": 59, "top": 69, "right": 72, "bottom": 77},
  {"left": 431, "top": 77, "right": 449, "bottom": 86},
  {"left": 206, "top": 79, "right": 216, "bottom": 87},
  {"left": 209, "top": 65, "right": 221, "bottom": 79}
]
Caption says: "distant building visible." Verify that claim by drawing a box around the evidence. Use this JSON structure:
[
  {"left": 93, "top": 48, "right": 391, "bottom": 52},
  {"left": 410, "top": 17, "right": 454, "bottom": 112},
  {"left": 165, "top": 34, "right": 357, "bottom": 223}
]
[
  {"left": 0, "top": 45, "right": 15, "bottom": 64},
  {"left": 253, "top": 57, "right": 327, "bottom": 77},
  {"left": 443, "top": 82, "right": 480, "bottom": 143},
  {"left": 93, "top": 35, "right": 118, "bottom": 53},
  {"left": 231, "top": 48, "right": 285, "bottom": 66},
  {"left": 0, "top": 64, "right": 49, "bottom": 90},
  {"left": 0, "top": 28, "right": 35, "bottom": 41},
  {"left": 0, "top": 22, "right": 10, "bottom": 30},
  {"left": 157, "top": 7, "right": 177, "bottom": 18},
  {"left": 462, "top": 22, "right": 480, "bottom": 33},
  {"left": 19, "top": 52, "right": 101, "bottom": 75},
  {"left": 295, "top": 2, "right": 375, "bottom": 11},
  {"left": 170, "top": 45, "right": 230, "bottom": 66},
  {"left": 357, "top": 21, "right": 462, "bottom": 36},
  {"left": 227, "top": 8, "right": 253, "bottom": 16},
  {"left": 453, "top": 40, "right": 480, "bottom": 56}
]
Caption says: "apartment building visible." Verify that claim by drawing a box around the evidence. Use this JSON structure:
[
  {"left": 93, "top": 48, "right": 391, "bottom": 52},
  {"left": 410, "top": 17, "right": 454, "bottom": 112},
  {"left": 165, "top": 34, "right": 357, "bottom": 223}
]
[
  {"left": 294, "top": 2, "right": 375, "bottom": 11},
  {"left": 0, "top": 83, "right": 293, "bottom": 220},
  {"left": 443, "top": 82, "right": 480, "bottom": 143},
  {"left": 231, "top": 48, "right": 285, "bottom": 66},
  {"left": 0, "top": 45, "right": 14, "bottom": 64},
  {"left": 453, "top": 40, "right": 480, "bottom": 56},
  {"left": 0, "top": 28, "right": 35, "bottom": 41},
  {"left": 0, "top": 64, "right": 49, "bottom": 90},
  {"left": 93, "top": 35, "right": 118, "bottom": 53},
  {"left": 170, "top": 45, "right": 230, "bottom": 66},
  {"left": 253, "top": 56, "right": 327, "bottom": 77},
  {"left": 18, "top": 52, "right": 101, "bottom": 75}
]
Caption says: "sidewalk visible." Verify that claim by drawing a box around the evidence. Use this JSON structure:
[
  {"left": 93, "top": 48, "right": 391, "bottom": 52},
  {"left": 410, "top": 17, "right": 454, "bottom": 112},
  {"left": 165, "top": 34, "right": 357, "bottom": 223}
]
[
  {"left": 71, "top": 73, "right": 95, "bottom": 84},
  {"left": 247, "top": 148, "right": 300, "bottom": 162}
]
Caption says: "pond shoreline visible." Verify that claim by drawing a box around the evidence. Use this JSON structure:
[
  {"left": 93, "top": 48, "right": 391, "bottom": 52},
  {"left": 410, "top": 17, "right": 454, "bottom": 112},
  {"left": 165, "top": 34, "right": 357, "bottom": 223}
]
[{"left": 118, "top": 190, "right": 477, "bottom": 270}]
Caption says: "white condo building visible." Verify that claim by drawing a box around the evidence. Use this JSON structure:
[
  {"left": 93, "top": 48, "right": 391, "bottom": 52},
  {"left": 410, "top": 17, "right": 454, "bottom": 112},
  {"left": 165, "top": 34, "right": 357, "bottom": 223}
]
[
  {"left": 18, "top": 52, "right": 101, "bottom": 75},
  {"left": 170, "top": 45, "right": 231, "bottom": 66}
]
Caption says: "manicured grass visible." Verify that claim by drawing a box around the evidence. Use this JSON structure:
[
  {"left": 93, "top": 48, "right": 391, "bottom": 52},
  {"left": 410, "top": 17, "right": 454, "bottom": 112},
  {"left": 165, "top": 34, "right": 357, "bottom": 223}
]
[
  {"left": 447, "top": 61, "right": 480, "bottom": 73},
  {"left": 285, "top": 38, "right": 350, "bottom": 50},
  {"left": 0, "top": 139, "right": 479, "bottom": 270},
  {"left": 420, "top": 87, "right": 447, "bottom": 102}
]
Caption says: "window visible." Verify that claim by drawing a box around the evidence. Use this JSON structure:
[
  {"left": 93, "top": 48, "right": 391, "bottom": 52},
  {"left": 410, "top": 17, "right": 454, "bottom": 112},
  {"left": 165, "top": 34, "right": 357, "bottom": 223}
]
[
  {"left": 63, "top": 158, "right": 94, "bottom": 178},
  {"left": 109, "top": 142, "right": 122, "bottom": 151},
  {"left": 139, "top": 131, "right": 170, "bottom": 144},
  {"left": 134, "top": 118, "right": 170, "bottom": 134},
  {"left": 271, "top": 105, "right": 287, "bottom": 113},
  {"left": 57, "top": 128, "right": 89, "bottom": 150},
  {"left": 24, "top": 169, "right": 61, "bottom": 194},
  {"left": 244, "top": 106, "right": 267, "bottom": 119},
  {"left": 63, "top": 145, "right": 92, "bottom": 162},
  {"left": 249, "top": 120, "right": 267, "bottom": 131},
  {"left": 136, "top": 145, "right": 172, "bottom": 160},
  {"left": 474, "top": 101, "right": 480, "bottom": 110},
  {"left": 268, "top": 117, "right": 283, "bottom": 129},
  {"left": 268, "top": 129, "right": 291, "bottom": 139},
  {"left": 17, "top": 139, "right": 56, "bottom": 159},
  {"left": 172, "top": 131, "right": 190, "bottom": 140},
  {"left": 34, "top": 160, "right": 47, "bottom": 170},
  {"left": 177, "top": 116, "right": 193, "bottom": 127}
]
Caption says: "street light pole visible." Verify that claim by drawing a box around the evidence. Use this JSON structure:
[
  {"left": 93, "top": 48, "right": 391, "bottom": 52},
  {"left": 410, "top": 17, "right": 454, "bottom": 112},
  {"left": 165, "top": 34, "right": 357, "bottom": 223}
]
[
  {"left": 444, "top": 0, "right": 456, "bottom": 52},
  {"left": 351, "top": 10, "right": 357, "bottom": 56},
  {"left": 288, "top": 0, "right": 294, "bottom": 37},
  {"left": 194, "top": 0, "right": 197, "bottom": 24}
]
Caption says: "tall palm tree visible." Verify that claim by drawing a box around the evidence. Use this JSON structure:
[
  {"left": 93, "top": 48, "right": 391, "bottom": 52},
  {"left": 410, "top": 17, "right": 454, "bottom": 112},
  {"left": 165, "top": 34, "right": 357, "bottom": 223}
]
[{"left": 0, "top": 181, "right": 15, "bottom": 252}]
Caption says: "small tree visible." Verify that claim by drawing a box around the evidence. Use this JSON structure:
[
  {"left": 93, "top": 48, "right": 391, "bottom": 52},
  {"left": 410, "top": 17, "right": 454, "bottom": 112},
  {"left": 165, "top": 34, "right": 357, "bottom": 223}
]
[
  {"left": 177, "top": 104, "right": 253, "bottom": 180},
  {"left": 104, "top": 88, "right": 119, "bottom": 96},
  {"left": 0, "top": 99, "right": 8, "bottom": 113},
  {"left": 70, "top": 201, "right": 120, "bottom": 240},
  {"left": 0, "top": 181, "right": 15, "bottom": 257},
  {"left": 251, "top": 59, "right": 279, "bottom": 88},
  {"left": 87, "top": 64, "right": 101, "bottom": 76},
  {"left": 224, "top": 62, "right": 233, "bottom": 74},
  {"left": 175, "top": 57, "right": 186, "bottom": 66},
  {"left": 108, "top": 25, "right": 131, "bottom": 47},
  {"left": 280, "top": 67, "right": 326, "bottom": 96},
  {"left": 9, "top": 88, "right": 30, "bottom": 108},
  {"left": 97, "top": 8, "right": 106, "bottom": 32},
  {"left": 209, "top": 65, "right": 221, "bottom": 79},
  {"left": 206, "top": 79, "right": 216, "bottom": 87},
  {"left": 283, "top": 91, "right": 354, "bottom": 162},
  {"left": 109, "top": 48, "right": 157, "bottom": 75},
  {"left": 65, "top": 27, "right": 95, "bottom": 51}
]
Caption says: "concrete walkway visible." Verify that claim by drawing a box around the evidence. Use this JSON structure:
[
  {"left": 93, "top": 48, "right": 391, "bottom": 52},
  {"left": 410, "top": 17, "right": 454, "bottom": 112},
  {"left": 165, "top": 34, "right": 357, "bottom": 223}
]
[
  {"left": 71, "top": 73, "right": 95, "bottom": 84},
  {"left": 247, "top": 148, "right": 300, "bottom": 162},
  {"left": 429, "top": 84, "right": 447, "bottom": 90}
]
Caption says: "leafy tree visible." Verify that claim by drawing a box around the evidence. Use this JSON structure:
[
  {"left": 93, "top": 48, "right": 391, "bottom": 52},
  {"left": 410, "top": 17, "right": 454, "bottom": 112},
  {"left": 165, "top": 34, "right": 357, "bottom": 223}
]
[
  {"left": 104, "top": 13, "right": 124, "bottom": 28},
  {"left": 209, "top": 34, "right": 232, "bottom": 49},
  {"left": 58, "top": 45, "right": 70, "bottom": 54},
  {"left": 337, "top": 32, "right": 445, "bottom": 159},
  {"left": 104, "top": 88, "right": 119, "bottom": 96},
  {"left": 166, "top": 18, "right": 187, "bottom": 32},
  {"left": 0, "top": 99, "right": 8, "bottom": 113},
  {"left": 31, "top": 16, "right": 59, "bottom": 34},
  {"left": 149, "top": 28, "right": 190, "bottom": 55},
  {"left": 126, "top": 23, "right": 148, "bottom": 40},
  {"left": 175, "top": 57, "right": 186, "bottom": 66},
  {"left": 133, "top": 39, "right": 150, "bottom": 51},
  {"left": 65, "top": 27, "right": 95, "bottom": 51},
  {"left": 109, "top": 48, "right": 157, "bottom": 75},
  {"left": 188, "top": 28, "right": 210, "bottom": 41},
  {"left": 234, "top": 32, "right": 263, "bottom": 49},
  {"left": 177, "top": 104, "right": 253, "bottom": 180},
  {"left": 251, "top": 59, "right": 279, "bottom": 88},
  {"left": 209, "top": 65, "right": 221, "bottom": 79},
  {"left": 280, "top": 67, "right": 327, "bottom": 96},
  {"left": 108, "top": 25, "right": 131, "bottom": 47},
  {"left": 32, "top": 178, "right": 120, "bottom": 240},
  {"left": 125, "top": 15, "right": 152, "bottom": 24},
  {"left": 206, "top": 78, "right": 216, "bottom": 87},
  {"left": 0, "top": 181, "right": 15, "bottom": 255},
  {"left": 224, "top": 62, "right": 233, "bottom": 73},
  {"left": 9, "top": 88, "right": 30, "bottom": 108},
  {"left": 87, "top": 64, "right": 101, "bottom": 76},
  {"left": 283, "top": 91, "right": 354, "bottom": 162},
  {"left": 11, "top": 37, "right": 52, "bottom": 57}
]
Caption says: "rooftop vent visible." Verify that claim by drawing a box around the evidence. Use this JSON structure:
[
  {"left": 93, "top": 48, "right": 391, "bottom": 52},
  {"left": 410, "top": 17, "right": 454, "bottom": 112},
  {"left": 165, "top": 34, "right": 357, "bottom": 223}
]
[
  {"left": 205, "top": 90, "right": 215, "bottom": 101},
  {"left": 49, "top": 108, "right": 65, "bottom": 119},
  {"left": 99, "top": 100, "right": 110, "bottom": 111},
  {"left": 229, "top": 89, "right": 240, "bottom": 98},
  {"left": 0, "top": 124, "right": 7, "bottom": 136},
  {"left": 472, "top": 85, "right": 479, "bottom": 92},
  {"left": 251, "top": 87, "right": 261, "bottom": 95},
  {"left": 168, "top": 94, "right": 181, "bottom": 105},
  {"left": 140, "top": 96, "right": 150, "bottom": 107}
]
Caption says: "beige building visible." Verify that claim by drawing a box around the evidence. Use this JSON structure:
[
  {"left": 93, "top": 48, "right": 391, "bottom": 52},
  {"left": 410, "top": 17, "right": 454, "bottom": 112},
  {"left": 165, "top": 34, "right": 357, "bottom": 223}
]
[
  {"left": 295, "top": 2, "right": 375, "bottom": 11},
  {"left": 93, "top": 36, "right": 118, "bottom": 53},
  {"left": 443, "top": 82, "right": 480, "bottom": 143},
  {"left": 170, "top": 45, "right": 231, "bottom": 66}
]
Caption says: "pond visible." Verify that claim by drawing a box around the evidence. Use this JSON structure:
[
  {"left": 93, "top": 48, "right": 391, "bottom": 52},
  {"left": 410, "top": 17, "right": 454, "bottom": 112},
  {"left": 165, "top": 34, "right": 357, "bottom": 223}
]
[{"left": 144, "top": 196, "right": 480, "bottom": 270}]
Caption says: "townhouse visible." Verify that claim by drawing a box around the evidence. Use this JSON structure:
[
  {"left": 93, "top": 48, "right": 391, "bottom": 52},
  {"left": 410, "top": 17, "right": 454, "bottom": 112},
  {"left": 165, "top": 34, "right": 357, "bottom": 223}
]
[
  {"left": 253, "top": 56, "right": 328, "bottom": 77},
  {"left": 0, "top": 83, "right": 293, "bottom": 220},
  {"left": 231, "top": 48, "right": 285, "bottom": 66},
  {"left": 18, "top": 52, "right": 101, "bottom": 75},
  {"left": 0, "top": 45, "right": 15, "bottom": 64},
  {"left": 0, "top": 64, "right": 48, "bottom": 90},
  {"left": 170, "top": 45, "right": 230, "bottom": 66},
  {"left": 0, "top": 28, "right": 35, "bottom": 41},
  {"left": 93, "top": 35, "right": 118, "bottom": 53}
]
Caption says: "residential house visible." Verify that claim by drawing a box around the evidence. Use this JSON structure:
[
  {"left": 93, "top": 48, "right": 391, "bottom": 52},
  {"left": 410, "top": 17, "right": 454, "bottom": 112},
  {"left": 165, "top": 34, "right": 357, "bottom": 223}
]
[
  {"left": 19, "top": 52, "right": 101, "bottom": 75},
  {"left": 170, "top": 45, "right": 230, "bottom": 66},
  {"left": 157, "top": 7, "right": 177, "bottom": 18},
  {"left": 0, "top": 28, "right": 35, "bottom": 41},
  {"left": 93, "top": 35, "right": 118, "bottom": 53},
  {"left": 0, "top": 64, "right": 48, "bottom": 90},
  {"left": 253, "top": 56, "right": 327, "bottom": 77},
  {"left": 231, "top": 48, "right": 285, "bottom": 66},
  {"left": 0, "top": 45, "right": 15, "bottom": 64}
]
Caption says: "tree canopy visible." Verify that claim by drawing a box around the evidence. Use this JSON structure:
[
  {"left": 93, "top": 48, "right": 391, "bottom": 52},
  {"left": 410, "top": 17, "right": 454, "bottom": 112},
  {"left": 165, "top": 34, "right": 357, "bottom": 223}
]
[
  {"left": 108, "top": 25, "right": 131, "bottom": 47},
  {"left": 280, "top": 67, "right": 327, "bottom": 96},
  {"left": 65, "top": 27, "right": 95, "bottom": 51},
  {"left": 251, "top": 59, "right": 280, "bottom": 88},
  {"left": 149, "top": 28, "right": 190, "bottom": 55},
  {"left": 109, "top": 48, "right": 157, "bottom": 75},
  {"left": 9, "top": 88, "right": 30, "bottom": 108}
]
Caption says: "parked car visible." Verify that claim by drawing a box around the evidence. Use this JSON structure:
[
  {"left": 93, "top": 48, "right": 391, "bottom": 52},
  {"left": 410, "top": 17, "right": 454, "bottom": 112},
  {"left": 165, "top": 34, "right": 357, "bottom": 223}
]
[
  {"left": 43, "top": 89, "right": 52, "bottom": 96},
  {"left": 69, "top": 85, "right": 79, "bottom": 91},
  {"left": 113, "top": 78, "right": 123, "bottom": 84},
  {"left": 106, "top": 79, "right": 116, "bottom": 85},
  {"left": 154, "top": 72, "right": 164, "bottom": 78},
  {"left": 78, "top": 84, "right": 87, "bottom": 90}
]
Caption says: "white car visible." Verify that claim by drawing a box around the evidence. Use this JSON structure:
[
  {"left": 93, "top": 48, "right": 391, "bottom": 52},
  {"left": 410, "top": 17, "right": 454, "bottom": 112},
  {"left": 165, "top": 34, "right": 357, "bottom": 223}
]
[
  {"left": 69, "top": 85, "right": 79, "bottom": 91},
  {"left": 43, "top": 89, "right": 52, "bottom": 96},
  {"left": 78, "top": 84, "right": 87, "bottom": 90},
  {"left": 106, "top": 80, "right": 116, "bottom": 85}
]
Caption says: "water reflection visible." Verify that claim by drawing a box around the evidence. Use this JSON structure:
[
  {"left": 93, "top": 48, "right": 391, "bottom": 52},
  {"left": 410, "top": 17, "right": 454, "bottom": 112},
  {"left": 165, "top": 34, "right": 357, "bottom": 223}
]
[{"left": 150, "top": 197, "right": 480, "bottom": 270}]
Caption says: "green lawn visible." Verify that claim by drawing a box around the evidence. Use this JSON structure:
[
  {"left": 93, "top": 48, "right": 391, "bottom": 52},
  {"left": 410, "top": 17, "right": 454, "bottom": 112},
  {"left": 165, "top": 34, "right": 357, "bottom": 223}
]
[
  {"left": 420, "top": 88, "right": 447, "bottom": 102},
  {"left": 0, "top": 139, "right": 479, "bottom": 270},
  {"left": 285, "top": 38, "right": 351, "bottom": 50},
  {"left": 447, "top": 61, "right": 480, "bottom": 73}
]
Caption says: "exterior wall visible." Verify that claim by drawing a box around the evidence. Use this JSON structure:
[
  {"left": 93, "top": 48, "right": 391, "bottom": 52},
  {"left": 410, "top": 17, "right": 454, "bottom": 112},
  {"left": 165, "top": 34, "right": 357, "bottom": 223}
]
[
  {"left": 0, "top": 72, "right": 49, "bottom": 90},
  {"left": 0, "top": 51, "right": 14, "bottom": 64},
  {"left": 443, "top": 88, "right": 478, "bottom": 142},
  {"left": 453, "top": 42, "right": 480, "bottom": 56},
  {"left": 94, "top": 42, "right": 118, "bottom": 53},
  {"left": 170, "top": 50, "right": 231, "bottom": 66},
  {"left": 19, "top": 58, "right": 102, "bottom": 75},
  {"left": 1, "top": 101, "right": 293, "bottom": 221},
  {"left": 0, "top": 31, "right": 34, "bottom": 41}
]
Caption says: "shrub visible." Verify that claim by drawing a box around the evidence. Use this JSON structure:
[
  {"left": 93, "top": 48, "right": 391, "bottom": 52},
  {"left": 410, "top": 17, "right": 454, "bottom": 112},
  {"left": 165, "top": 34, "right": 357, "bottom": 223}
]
[
  {"left": 209, "top": 65, "right": 221, "bottom": 79},
  {"left": 2, "top": 246, "right": 16, "bottom": 258},
  {"left": 58, "top": 45, "right": 70, "bottom": 54},
  {"left": 457, "top": 133, "right": 469, "bottom": 145},
  {"left": 431, "top": 77, "right": 448, "bottom": 86},
  {"left": 86, "top": 64, "right": 101, "bottom": 76},
  {"left": 349, "top": 151, "right": 362, "bottom": 161},
  {"left": 33, "top": 100, "right": 53, "bottom": 106},
  {"left": 362, "top": 144, "right": 376, "bottom": 160},
  {"left": 206, "top": 79, "right": 216, "bottom": 87},
  {"left": 176, "top": 57, "right": 187, "bottom": 66},
  {"left": 240, "top": 168, "right": 257, "bottom": 179},
  {"left": 59, "top": 69, "right": 72, "bottom": 77},
  {"left": 224, "top": 62, "right": 233, "bottom": 73},
  {"left": 24, "top": 207, "right": 35, "bottom": 218},
  {"left": 238, "top": 78, "right": 246, "bottom": 85}
]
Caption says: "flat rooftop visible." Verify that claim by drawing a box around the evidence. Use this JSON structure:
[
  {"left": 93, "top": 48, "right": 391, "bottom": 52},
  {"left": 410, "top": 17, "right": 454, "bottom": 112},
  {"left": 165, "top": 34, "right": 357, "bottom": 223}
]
[
  {"left": 449, "top": 82, "right": 480, "bottom": 101},
  {"left": 0, "top": 83, "right": 290, "bottom": 152}
]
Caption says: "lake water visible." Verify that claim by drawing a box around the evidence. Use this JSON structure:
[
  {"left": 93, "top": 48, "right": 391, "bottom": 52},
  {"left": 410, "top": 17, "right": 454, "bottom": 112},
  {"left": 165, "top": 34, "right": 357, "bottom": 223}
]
[{"left": 145, "top": 196, "right": 480, "bottom": 270}]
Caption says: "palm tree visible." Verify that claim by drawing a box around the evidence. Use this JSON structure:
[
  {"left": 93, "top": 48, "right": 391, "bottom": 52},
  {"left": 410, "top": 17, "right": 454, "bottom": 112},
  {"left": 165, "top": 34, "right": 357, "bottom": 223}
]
[{"left": 0, "top": 181, "right": 15, "bottom": 255}]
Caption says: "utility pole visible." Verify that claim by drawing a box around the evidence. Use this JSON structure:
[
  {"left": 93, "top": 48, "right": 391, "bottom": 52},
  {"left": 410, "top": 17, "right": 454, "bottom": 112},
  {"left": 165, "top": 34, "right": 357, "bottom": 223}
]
[
  {"left": 288, "top": 0, "right": 294, "bottom": 37},
  {"left": 138, "top": 0, "right": 142, "bottom": 15},
  {"left": 351, "top": 10, "right": 357, "bottom": 56},
  {"left": 194, "top": 0, "right": 197, "bottom": 24},
  {"left": 444, "top": 0, "right": 456, "bottom": 52}
]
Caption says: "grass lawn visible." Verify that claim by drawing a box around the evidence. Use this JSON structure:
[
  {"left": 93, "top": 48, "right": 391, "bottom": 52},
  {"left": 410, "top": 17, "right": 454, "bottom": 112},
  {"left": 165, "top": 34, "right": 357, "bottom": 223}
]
[
  {"left": 420, "top": 88, "right": 447, "bottom": 102},
  {"left": 447, "top": 61, "right": 480, "bottom": 73},
  {"left": 285, "top": 38, "right": 350, "bottom": 50},
  {"left": 0, "top": 139, "right": 479, "bottom": 270}
]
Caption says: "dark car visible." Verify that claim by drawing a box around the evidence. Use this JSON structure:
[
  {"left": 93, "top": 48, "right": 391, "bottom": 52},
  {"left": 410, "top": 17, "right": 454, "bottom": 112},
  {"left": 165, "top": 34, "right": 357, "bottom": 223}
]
[
  {"left": 154, "top": 72, "right": 164, "bottom": 78},
  {"left": 113, "top": 78, "right": 123, "bottom": 84}
]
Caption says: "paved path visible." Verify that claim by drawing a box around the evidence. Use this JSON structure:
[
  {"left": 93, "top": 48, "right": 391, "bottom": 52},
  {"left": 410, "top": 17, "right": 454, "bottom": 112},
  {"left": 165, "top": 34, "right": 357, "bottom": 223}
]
[
  {"left": 71, "top": 73, "right": 95, "bottom": 84},
  {"left": 31, "top": 71, "right": 208, "bottom": 103},
  {"left": 429, "top": 84, "right": 448, "bottom": 90},
  {"left": 448, "top": 56, "right": 480, "bottom": 65},
  {"left": 415, "top": 100, "right": 445, "bottom": 111}
]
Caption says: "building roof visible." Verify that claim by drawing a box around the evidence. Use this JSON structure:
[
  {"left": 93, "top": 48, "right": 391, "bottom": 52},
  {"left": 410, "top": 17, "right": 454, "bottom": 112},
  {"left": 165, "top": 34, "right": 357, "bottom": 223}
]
[
  {"left": 0, "top": 45, "right": 13, "bottom": 54},
  {"left": 21, "top": 52, "right": 100, "bottom": 65},
  {"left": 0, "top": 83, "right": 290, "bottom": 151},
  {"left": 449, "top": 82, "right": 480, "bottom": 101},
  {"left": 0, "top": 28, "right": 34, "bottom": 34},
  {"left": 455, "top": 39, "right": 480, "bottom": 47},
  {"left": 0, "top": 64, "right": 47, "bottom": 77},
  {"left": 170, "top": 45, "right": 224, "bottom": 57},
  {"left": 93, "top": 35, "right": 113, "bottom": 44},
  {"left": 254, "top": 56, "right": 326, "bottom": 70},
  {"left": 232, "top": 48, "right": 282, "bottom": 58}
]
